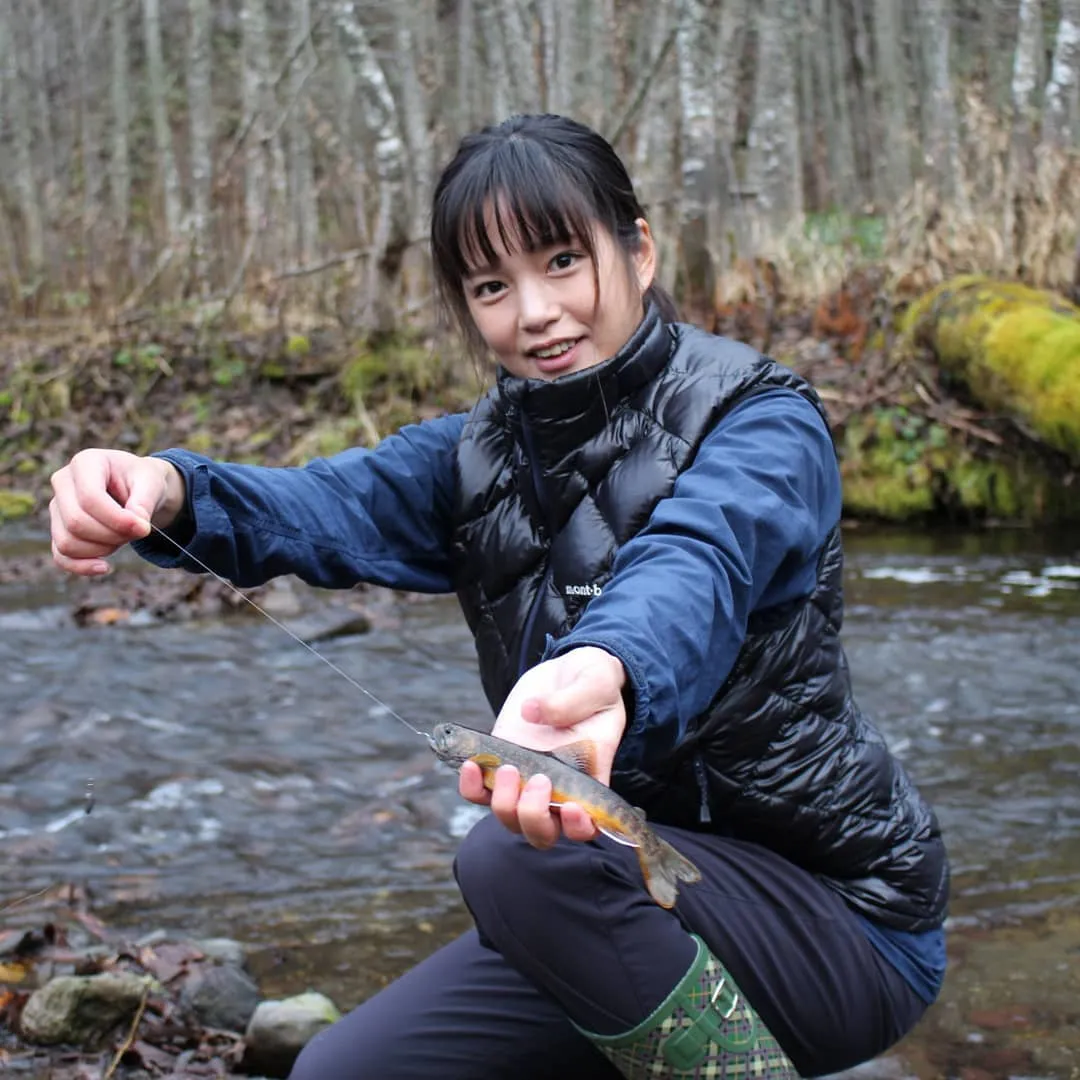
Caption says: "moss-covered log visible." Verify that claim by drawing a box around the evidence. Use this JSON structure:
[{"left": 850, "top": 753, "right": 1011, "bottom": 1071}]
[{"left": 900, "top": 275, "right": 1080, "bottom": 463}]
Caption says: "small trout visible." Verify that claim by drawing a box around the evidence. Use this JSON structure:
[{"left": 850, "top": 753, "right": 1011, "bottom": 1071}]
[{"left": 430, "top": 722, "right": 702, "bottom": 909}]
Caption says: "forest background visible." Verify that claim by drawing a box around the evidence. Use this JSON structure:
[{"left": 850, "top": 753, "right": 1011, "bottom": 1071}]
[{"left": 1, "top": 0, "right": 1079, "bottom": 525}]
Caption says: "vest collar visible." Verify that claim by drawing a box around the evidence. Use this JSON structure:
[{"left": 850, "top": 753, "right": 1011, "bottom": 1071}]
[{"left": 494, "top": 304, "right": 673, "bottom": 460}]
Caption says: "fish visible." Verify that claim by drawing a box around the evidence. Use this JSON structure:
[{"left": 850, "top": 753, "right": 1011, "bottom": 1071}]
[{"left": 429, "top": 722, "right": 702, "bottom": 909}]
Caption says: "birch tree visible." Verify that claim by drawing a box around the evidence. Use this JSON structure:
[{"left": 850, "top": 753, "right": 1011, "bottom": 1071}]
[
  {"left": 110, "top": 0, "right": 131, "bottom": 232},
  {"left": 810, "top": 0, "right": 856, "bottom": 207},
  {"left": 1043, "top": 0, "right": 1080, "bottom": 147},
  {"left": 749, "top": 0, "right": 803, "bottom": 226},
  {"left": 0, "top": 2, "right": 46, "bottom": 278},
  {"left": 143, "top": 0, "right": 183, "bottom": 241},
  {"left": 187, "top": 0, "right": 214, "bottom": 287},
  {"left": 677, "top": 0, "right": 718, "bottom": 304},
  {"left": 1011, "top": 0, "right": 1043, "bottom": 156},
  {"left": 333, "top": 2, "right": 410, "bottom": 333},
  {"left": 916, "top": 0, "right": 962, "bottom": 201},
  {"left": 29, "top": 0, "right": 57, "bottom": 199},
  {"left": 871, "top": 0, "right": 913, "bottom": 200},
  {"left": 286, "top": 0, "right": 318, "bottom": 265}
]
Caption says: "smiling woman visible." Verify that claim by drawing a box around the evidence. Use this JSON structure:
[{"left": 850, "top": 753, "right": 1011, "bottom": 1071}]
[
  {"left": 49, "top": 113, "right": 947, "bottom": 1080},
  {"left": 458, "top": 214, "right": 656, "bottom": 380}
]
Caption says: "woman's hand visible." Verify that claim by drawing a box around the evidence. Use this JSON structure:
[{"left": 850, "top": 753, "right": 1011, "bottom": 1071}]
[
  {"left": 458, "top": 645, "right": 628, "bottom": 849},
  {"left": 50, "top": 449, "right": 186, "bottom": 576}
]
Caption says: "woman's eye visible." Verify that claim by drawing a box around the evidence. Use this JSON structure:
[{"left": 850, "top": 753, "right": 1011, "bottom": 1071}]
[
  {"left": 472, "top": 280, "right": 504, "bottom": 299},
  {"left": 550, "top": 251, "right": 580, "bottom": 272}
]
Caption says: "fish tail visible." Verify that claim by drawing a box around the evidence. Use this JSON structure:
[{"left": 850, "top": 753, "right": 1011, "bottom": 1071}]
[{"left": 637, "top": 836, "right": 702, "bottom": 909}]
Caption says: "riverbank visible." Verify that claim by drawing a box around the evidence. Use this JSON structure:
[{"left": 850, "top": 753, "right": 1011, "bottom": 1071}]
[{"left": 2, "top": 270, "right": 1078, "bottom": 529}]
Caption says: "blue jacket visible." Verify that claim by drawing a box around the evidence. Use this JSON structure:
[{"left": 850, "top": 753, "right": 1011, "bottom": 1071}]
[{"left": 135, "top": 389, "right": 838, "bottom": 738}]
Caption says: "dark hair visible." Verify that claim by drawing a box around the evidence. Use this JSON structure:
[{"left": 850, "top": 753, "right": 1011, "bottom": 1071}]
[{"left": 430, "top": 114, "right": 679, "bottom": 357}]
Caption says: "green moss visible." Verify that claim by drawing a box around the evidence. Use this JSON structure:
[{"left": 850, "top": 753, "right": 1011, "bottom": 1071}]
[
  {"left": 341, "top": 337, "right": 439, "bottom": 402},
  {"left": 285, "top": 333, "right": 312, "bottom": 359},
  {"left": 901, "top": 275, "right": 1080, "bottom": 461},
  {"left": 0, "top": 489, "right": 36, "bottom": 521},
  {"left": 838, "top": 403, "right": 1078, "bottom": 524}
]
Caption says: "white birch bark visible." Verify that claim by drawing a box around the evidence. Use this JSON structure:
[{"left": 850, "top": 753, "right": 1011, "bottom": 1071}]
[
  {"left": 286, "top": 0, "right": 318, "bottom": 264},
  {"left": 748, "top": 0, "right": 803, "bottom": 226},
  {"left": 477, "top": 0, "right": 511, "bottom": 120},
  {"left": 187, "top": 0, "right": 214, "bottom": 288},
  {"left": 1012, "top": 0, "right": 1043, "bottom": 150},
  {"left": 143, "top": 0, "right": 184, "bottom": 240},
  {"left": 1, "top": 1, "right": 46, "bottom": 276},
  {"left": 915, "top": 0, "right": 961, "bottom": 201},
  {"left": 28, "top": 0, "right": 57, "bottom": 197},
  {"left": 677, "top": 0, "right": 717, "bottom": 303},
  {"left": 871, "top": 0, "right": 912, "bottom": 198},
  {"left": 494, "top": 0, "right": 539, "bottom": 111},
  {"left": 333, "top": 1, "right": 410, "bottom": 333},
  {"left": 1043, "top": 0, "right": 1080, "bottom": 146},
  {"left": 809, "top": 0, "right": 855, "bottom": 205},
  {"left": 72, "top": 0, "right": 101, "bottom": 275},
  {"left": 393, "top": 6, "right": 433, "bottom": 250},
  {"left": 110, "top": 0, "right": 131, "bottom": 231}
]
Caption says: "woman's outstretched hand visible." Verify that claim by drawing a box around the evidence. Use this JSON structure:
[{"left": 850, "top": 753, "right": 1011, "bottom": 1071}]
[
  {"left": 50, "top": 449, "right": 186, "bottom": 576},
  {"left": 458, "top": 645, "right": 628, "bottom": 849}
]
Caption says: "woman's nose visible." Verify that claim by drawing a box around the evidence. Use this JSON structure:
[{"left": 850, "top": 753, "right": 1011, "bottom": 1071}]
[{"left": 517, "top": 280, "right": 558, "bottom": 331}]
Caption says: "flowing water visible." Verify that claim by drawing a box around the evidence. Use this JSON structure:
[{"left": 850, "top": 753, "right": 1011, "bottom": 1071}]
[{"left": 1, "top": 524, "right": 1078, "bottom": 1077}]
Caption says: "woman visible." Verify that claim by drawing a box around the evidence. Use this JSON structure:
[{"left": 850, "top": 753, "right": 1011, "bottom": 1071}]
[{"left": 50, "top": 114, "right": 948, "bottom": 1079}]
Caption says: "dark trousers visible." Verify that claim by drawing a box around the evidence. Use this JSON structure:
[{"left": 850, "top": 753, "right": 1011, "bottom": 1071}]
[{"left": 288, "top": 815, "right": 927, "bottom": 1080}]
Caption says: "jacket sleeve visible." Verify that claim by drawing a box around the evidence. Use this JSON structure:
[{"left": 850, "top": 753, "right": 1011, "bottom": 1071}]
[
  {"left": 131, "top": 412, "right": 467, "bottom": 593},
  {"left": 543, "top": 389, "right": 841, "bottom": 759}
]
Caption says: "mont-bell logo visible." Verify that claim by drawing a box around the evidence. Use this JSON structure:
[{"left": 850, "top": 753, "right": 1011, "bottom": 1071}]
[{"left": 564, "top": 583, "right": 602, "bottom": 598}]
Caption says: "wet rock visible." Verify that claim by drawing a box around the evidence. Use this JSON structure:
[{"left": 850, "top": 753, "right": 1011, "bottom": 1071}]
[
  {"left": 178, "top": 958, "right": 260, "bottom": 1033},
  {"left": 287, "top": 608, "right": 372, "bottom": 643},
  {"left": 189, "top": 936, "right": 248, "bottom": 967},
  {"left": 19, "top": 971, "right": 155, "bottom": 1048},
  {"left": 244, "top": 991, "right": 341, "bottom": 1077}
]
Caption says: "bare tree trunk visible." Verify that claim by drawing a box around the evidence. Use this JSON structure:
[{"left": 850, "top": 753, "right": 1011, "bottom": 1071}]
[
  {"left": 495, "top": 0, "right": 539, "bottom": 111},
  {"left": 333, "top": 1, "right": 410, "bottom": 334},
  {"left": 286, "top": 0, "right": 318, "bottom": 265},
  {"left": 143, "top": 0, "right": 184, "bottom": 240},
  {"left": 750, "top": 0, "right": 803, "bottom": 227},
  {"left": 1043, "top": 0, "right": 1080, "bottom": 147},
  {"left": 1012, "top": 0, "right": 1043, "bottom": 152},
  {"left": 72, "top": 0, "right": 103, "bottom": 292},
  {"left": 677, "top": 0, "right": 717, "bottom": 310},
  {"left": 187, "top": 0, "right": 214, "bottom": 290},
  {"left": 916, "top": 0, "right": 961, "bottom": 201},
  {"left": 477, "top": 0, "right": 511, "bottom": 121},
  {"left": 712, "top": 0, "right": 749, "bottom": 267},
  {"left": 110, "top": 0, "right": 131, "bottom": 232},
  {"left": 28, "top": 0, "right": 57, "bottom": 198},
  {"left": 871, "top": 0, "right": 913, "bottom": 200},
  {"left": 810, "top": 0, "right": 856, "bottom": 206},
  {"left": 0, "top": 2, "right": 46, "bottom": 279}
]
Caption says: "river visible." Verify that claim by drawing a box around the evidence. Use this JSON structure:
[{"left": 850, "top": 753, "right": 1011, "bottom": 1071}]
[{"left": 1, "top": 524, "right": 1078, "bottom": 1078}]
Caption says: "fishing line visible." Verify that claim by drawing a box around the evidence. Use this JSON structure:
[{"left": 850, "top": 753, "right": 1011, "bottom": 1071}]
[{"left": 147, "top": 523, "right": 433, "bottom": 744}]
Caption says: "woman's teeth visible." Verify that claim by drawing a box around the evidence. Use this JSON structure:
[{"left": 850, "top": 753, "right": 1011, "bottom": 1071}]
[{"left": 534, "top": 341, "right": 576, "bottom": 359}]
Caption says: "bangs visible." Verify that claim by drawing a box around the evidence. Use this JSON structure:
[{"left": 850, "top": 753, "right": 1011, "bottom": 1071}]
[{"left": 436, "top": 139, "right": 599, "bottom": 281}]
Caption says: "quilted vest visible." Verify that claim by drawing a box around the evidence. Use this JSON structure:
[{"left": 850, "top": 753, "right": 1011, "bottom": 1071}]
[{"left": 451, "top": 306, "right": 948, "bottom": 931}]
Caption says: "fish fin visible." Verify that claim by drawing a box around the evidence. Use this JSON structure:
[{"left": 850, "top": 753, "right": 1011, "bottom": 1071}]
[
  {"left": 595, "top": 822, "right": 640, "bottom": 849},
  {"left": 548, "top": 739, "right": 599, "bottom": 778},
  {"left": 631, "top": 805, "right": 647, "bottom": 823},
  {"left": 637, "top": 837, "right": 703, "bottom": 909}
]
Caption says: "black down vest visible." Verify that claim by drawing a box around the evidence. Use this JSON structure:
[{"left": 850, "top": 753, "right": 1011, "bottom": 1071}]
[{"left": 451, "top": 306, "right": 949, "bottom": 932}]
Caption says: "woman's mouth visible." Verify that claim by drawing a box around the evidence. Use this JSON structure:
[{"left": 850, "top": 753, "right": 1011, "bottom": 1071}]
[{"left": 528, "top": 338, "right": 584, "bottom": 375}]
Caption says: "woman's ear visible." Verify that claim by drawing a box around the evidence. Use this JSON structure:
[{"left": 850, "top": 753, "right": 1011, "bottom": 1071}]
[{"left": 632, "top": 218, "right": 657, "bottom": 293}]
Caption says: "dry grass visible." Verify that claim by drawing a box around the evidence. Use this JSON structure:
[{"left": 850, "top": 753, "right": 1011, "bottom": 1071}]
[{"left": 746, "top": 90, "right": 1080, "bottom": 311}]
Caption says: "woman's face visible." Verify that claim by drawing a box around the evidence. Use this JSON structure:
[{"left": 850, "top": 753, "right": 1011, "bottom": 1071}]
[{"left": 462, "top": 212, "right": 656, "bottom": 380}]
